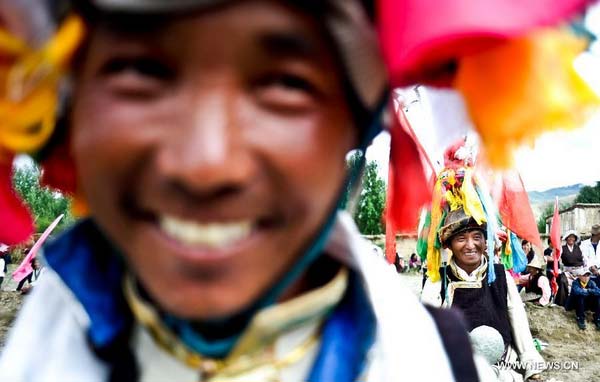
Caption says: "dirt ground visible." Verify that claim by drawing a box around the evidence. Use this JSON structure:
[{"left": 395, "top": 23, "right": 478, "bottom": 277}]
[
  {"left": 399, "top": 272, "right": 600, "bottom": 381},
  {"left": 0, "top": 292, "right": 22, "bottom": 349},
  {"left": 0, "top": 270, "right": 598, "bottom": 381},
  {"left": 0, "top": 265, "right": 25, "bottom": 348},
  {"left": 527, "top": 303, "right": 600, "bottom": 381}
]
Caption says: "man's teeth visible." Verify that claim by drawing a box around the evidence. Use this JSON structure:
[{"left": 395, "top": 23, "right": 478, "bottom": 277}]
[{"left": 160, "top": 216, "right": 252, "bottom": 248}]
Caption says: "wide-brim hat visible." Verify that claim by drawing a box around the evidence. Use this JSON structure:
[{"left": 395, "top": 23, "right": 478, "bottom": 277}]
[
  {"left": 573, "top": 267, "right": 592, "bottom": 277},
  {"left": 527, "top": 256, "right": 544, "bottom": 271},
  {"left": 438, "top": 208, "right": 487, "bottom": 245},
  {"left": 563, "top": 229, "right": 580, "bottom": 242}
]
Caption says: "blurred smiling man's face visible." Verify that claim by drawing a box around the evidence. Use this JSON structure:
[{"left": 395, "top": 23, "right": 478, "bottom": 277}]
[{"left": 71, "top": 0, "right": 356, "bottom": 319}]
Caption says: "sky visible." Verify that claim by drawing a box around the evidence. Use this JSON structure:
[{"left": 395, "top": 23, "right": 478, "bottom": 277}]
[{"left": 366, "top": 4, "right": 600, "bottom": 192}]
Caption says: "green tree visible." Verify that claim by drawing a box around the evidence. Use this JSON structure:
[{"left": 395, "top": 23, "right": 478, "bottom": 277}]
[
  {"left": 574, "top": 181, "right": 600, "bottom": 204},
  {"left": 12, "top": 164, "right": 74, "bottom": 233},
  {"left": 354, "top": 160, "right": 386, "bottom": 235},
  {"left": 342, "top": 150, "right": 365, "bottom": 211}
]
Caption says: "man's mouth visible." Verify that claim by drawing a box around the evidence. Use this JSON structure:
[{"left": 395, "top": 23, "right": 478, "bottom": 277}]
[{"left": 159, "top": 215, "right": 254, "bottom": 249}]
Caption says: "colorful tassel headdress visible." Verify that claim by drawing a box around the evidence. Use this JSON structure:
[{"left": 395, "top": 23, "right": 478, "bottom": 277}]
[
  {"left": 380, "top": 0, "right": 598, "bottom": 236},
  {"left": 422, "top": 140, "right": 502, "bottom": 283},
  {"left": 378, "top": 1, "right": 599, "bottom": 168}
]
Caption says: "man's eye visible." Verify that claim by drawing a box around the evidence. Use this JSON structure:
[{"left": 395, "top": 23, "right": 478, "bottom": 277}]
[
  {"left": 100, "top": 57, "right": 173, "bottom": 80},
  {"left": 253, "top": 72, "right": 319, "bottom": 111},
  {"left": 98, "top": 57, "right": 174, "bottom": 99},
  {"left": 264, "top": 73, "right": 315, "bottom": 92}
]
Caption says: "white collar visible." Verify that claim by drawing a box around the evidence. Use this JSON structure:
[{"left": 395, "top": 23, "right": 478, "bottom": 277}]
[{"left": 451, "top": 256, "right": 487, "bottom": 282}]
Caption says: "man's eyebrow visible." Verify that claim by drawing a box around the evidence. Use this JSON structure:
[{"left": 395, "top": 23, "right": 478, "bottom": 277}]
[
  {"left": 96, "top": 13, "right": 166, "bottom": 37},
  {"left": 257, "top": 31, "right": 320, "bottom": 59}
]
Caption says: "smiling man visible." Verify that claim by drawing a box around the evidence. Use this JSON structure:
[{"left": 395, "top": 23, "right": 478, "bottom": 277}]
[
  {"left": 4, "top": 0, "right": 593, "bottom": 380},
  {"left": 0, "top": 1, "right": 482, "bottom": 381},
  {"left": 422, "top": 207, "right": 545, "bottom": 381}
]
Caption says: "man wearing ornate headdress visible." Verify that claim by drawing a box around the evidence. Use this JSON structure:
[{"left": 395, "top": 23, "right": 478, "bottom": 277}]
[{"left": 422, "top": 207, "right": 545, "bottom": 381}]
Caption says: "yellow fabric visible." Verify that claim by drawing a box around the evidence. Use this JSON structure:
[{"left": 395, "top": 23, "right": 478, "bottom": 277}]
[
  {"left": 455, "top": 28, "right": 600, "bottom": 168},
  {"left": 461, "top": 169, "right": 486, "bottom": 224},
  {"left": 427, "top": 166, "right": 487, "bottom": 282},
  {"left": 581, "top": 280, "right": 588, "bottom": 289},
  {"left": 427, "top": 180, "right": 443, "bottom": 282},
  {"left": 0, "top": 30, "right": 28, "bottom": 56},
  {"left": 0, "top": 15, "right": 84, "bottom": 155},
  {"left": 505, "top": 230, "right": 513, "bottom": 255}
]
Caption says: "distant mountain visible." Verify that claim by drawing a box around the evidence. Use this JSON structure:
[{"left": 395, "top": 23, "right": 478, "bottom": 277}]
[
  {"left": 527, "top": 184, "right": 584, "bottom": 205},
  {"left": 527, "top": 184, "right": 584, "bottom": 219}
]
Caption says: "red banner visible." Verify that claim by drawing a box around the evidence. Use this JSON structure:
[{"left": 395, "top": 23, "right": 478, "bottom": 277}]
[{"left": 550, "top": 197, "right": 562, "bottom": 293}]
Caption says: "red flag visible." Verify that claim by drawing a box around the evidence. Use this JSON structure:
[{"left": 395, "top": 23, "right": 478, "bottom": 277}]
[
  {"left": 40, "top": 137, "right": 77, "bottom": 195},
  {"left": 0, "top": 158, "right": 34, "bottom": 245},
  {"left": 497, "top": 170, "right": 542, "bottom": 249},
  {"left": 387, "top": 107, "right": 431, "bottom": 234},
  {"left": 550, "top": 197, "right": 562, "bottom": 293},
  {"left": 384, "top": 158, "right": 397, "bottom": 264}
]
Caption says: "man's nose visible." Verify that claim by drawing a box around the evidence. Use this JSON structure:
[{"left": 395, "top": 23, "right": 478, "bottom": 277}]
[
  {"left": 465, "top": 237, "right": 476, "bottom": 249},
  {"left": 156, "top": 87, "right": 255, "bottom": 195}
]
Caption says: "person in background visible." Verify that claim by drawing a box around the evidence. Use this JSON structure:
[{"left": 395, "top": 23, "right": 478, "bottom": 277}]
[
  {"left": 19, "top": 258, "right": 45, "bottom": 295},
  {"left": 0, "top": 248, "right": 6, "bottom": 289},
  {"left": 559, "top": 230, "right": 586, "bottom": 294},
  {"left": 422, "top": 207, "right": 545, "bottom": 380},
  {"left": 582, "top": 224, "right": 600, "bottom": 285},
  {"left": 0, "top": 243, "right": 10, "bottom": 264},
  {"left": 565, "top": 268, "right": 600, "bottom": 330},
  {"left": 393, "top": 252, "right": 407, "bottom": 273},
  {"left": 516, "top": 256, "right": 551, "bottom": 306},
  {"left": 519, "top": 239, "right": 536, "bottom": 276},
  {"left": 522, "top": 240, "right": 536, "bottom": 264},
  {"left": 408, "top": 253, "right": 421, "bottom": 272},
  {"left": 15, "top": 249, "right": 34, "bottom": 292},
  {"left": 543, "top": 238, "right": 555, "bottom": 287},
  {"left": 421, "top": 259, "right": 428, "bottom": 289}
]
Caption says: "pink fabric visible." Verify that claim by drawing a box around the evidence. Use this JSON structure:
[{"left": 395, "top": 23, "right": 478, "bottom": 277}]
[
  {"left": 518, "top": 274, "right": 530, "bottom": 285},
  {"left": 520, "top": 273, "right": 552, "bottom": 306},
  {"left": 12, "top": 214, "right": 63, "bottom": 283},
  {"left": 378, "top": 0, "right": 590, "bottom": 86},
  {"left": 537, "top": 275, "right": 552, "bottom": 306}
]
